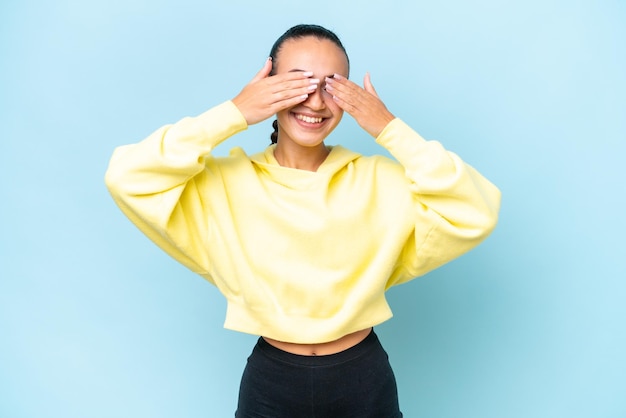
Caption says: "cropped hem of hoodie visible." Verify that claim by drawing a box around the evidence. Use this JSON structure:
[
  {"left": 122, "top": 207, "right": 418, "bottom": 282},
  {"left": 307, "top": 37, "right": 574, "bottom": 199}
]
[{"left": 105, "top": 100, "right": 501, "bottom": 344}]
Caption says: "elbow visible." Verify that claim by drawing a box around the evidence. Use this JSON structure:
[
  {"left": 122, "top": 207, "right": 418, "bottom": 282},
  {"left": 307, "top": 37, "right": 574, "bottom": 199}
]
[
  {"left": 477, "top": 188, "right": 502, "bottom": 239},
  {"left": 457, "top": 188, "right": 501, "bottom": 242},
  {"left": 104, "top": 144, "right": 136, "bottom": 197},
  {"left": 104, "top": 164, "right": 121, "bottom": 196},
  {"left": 103, "top": 159, "right": 131, "bottom": 201},
  {"left": 481, "top": 210, "right": 499, "bottom": 239}
]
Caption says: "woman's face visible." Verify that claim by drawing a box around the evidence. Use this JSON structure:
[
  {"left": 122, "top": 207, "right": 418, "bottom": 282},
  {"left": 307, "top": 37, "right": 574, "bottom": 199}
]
[{"left": 273, "top": 36, "right": 349, "bottom": 149}]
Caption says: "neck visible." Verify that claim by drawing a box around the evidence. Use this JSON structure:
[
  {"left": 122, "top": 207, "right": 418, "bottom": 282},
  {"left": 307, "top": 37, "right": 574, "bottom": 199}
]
[{"left": 273, "top": 142, "right": 330, "bottom": 172}]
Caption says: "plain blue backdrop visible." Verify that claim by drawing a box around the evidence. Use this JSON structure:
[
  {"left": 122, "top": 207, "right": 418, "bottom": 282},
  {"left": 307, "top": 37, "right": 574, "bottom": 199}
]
[{"left": 1, "top": 0, "right": 625, "bottom": 417}]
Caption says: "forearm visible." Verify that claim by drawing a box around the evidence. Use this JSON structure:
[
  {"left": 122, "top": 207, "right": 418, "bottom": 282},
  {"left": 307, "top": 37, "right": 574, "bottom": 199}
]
[
  {"left": 105, "top": 101, "right": 247, "bottom": 199},
  {"left": 376, "top": 118, "right": 501, "bottom": 241},
  {"left": 103, "top": 101, "right": 248, "bottom": 276}
]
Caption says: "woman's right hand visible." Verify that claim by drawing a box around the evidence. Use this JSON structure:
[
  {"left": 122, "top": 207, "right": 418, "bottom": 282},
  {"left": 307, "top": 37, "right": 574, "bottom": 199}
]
[{"left": 232, "top": 58, "right": 320, "bottom": 125}]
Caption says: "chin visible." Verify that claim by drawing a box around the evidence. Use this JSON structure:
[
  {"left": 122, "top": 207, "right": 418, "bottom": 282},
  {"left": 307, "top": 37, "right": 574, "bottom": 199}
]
[{"left": 284, "top": 124, "right": 330, "bottom": 146}]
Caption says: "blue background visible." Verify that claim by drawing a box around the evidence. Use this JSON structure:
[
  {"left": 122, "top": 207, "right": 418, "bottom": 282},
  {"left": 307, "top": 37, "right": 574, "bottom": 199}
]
[{"left": 1, "top": 0, "right": 625, "bottom": 417}]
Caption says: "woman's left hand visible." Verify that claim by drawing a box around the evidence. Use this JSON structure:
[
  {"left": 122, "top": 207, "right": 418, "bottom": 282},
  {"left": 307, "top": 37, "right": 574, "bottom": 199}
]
[{"left": 325, "top": 73, "right": 395, "bottom": 138}]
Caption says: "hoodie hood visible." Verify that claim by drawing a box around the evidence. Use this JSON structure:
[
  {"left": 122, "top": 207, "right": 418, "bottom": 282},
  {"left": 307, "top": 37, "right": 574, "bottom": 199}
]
[{"left": 248, "top": 144, "right": 361, "bottom": 190}]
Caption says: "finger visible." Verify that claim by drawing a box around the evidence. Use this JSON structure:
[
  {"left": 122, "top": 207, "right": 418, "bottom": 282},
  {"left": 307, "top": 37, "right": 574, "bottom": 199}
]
[
  {"left": 325, "top": 79, "right": 360, "bottom": 112},
  {"left": 331, "top": 73, "right": 376, "bottom": 103},
  {"left": 327, "top": 74, "right": 368, "bottom": 100},
  {"left": 269, "top": 77, "right": 319, "bottom": 100},
  {"left": 263, "top": 91, "right": 311, "bottom": 116},
  {"left": 325, "top": 76, "right": 367, "bottom": 109},
  {"left": 273, "top": 93, "right": 310, "bottom": 112},
  {"left": 249, "top": 57, "right": 273, "bottom": 83},
  {"left": 269, "top": 82, "right": 319, "bottom": 106},
  {"left": 363, "top": 72, "right": 379, "bottom": 98},
  {"left": 267, "top": 70, "right": 316, "bottom": 88}
]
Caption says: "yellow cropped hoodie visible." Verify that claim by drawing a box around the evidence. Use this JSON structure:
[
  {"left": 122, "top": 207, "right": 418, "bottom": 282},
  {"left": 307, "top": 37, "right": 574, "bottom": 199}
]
[{"left": 105, "top": 101, "right": 501, "bottom": 344}]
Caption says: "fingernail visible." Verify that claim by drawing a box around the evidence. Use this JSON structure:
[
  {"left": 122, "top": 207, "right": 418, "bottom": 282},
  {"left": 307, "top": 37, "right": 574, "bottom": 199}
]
[
  {"left": 309, "top": 78, "right": 320, "bottom": 84},
  {"left": 325, "top": 83, "right": 334, "bottom": 91},
  {"left": 308, "top": 83, "right": 318, "bottom": 90},
  {"left": 325, "top": 77, "right": 334, "bottom": 84},
  {"left": 333, "top": 73, "right": 343, "bottom": 80},
  {"left": 302, "top": 71, "right": 314, "bottom": 77}
]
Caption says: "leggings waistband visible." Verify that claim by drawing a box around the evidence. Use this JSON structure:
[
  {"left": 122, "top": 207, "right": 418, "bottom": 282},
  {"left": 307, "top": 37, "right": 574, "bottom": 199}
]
[{"left": 254, "top": 330, "right": 381, "bottom": 367}]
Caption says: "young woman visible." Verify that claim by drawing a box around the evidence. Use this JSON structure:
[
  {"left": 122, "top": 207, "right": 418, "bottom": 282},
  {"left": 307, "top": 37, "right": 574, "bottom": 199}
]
[{"left": 105, "top": 24, "right": 500, "bottom": 417}]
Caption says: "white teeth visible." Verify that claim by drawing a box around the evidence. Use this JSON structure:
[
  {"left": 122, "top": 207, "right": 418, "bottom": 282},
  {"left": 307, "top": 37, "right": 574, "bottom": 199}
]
[{"left": 295, "top": 114, "right": 323, "bottom": 124}]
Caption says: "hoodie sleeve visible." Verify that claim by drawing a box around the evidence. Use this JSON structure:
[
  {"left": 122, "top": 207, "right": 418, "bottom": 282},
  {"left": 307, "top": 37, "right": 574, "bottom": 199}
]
[
  {"left": 375, "top": 118, "right": 501, "bottom": 285},
  {"left": 104, "top": 101, "right": 248, "bottom": 280}
]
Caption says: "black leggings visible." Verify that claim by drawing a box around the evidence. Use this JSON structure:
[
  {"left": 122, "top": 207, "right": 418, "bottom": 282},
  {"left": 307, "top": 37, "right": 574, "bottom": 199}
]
[{"left": 235, "top": 330, "right": 403, "bottom": 417}]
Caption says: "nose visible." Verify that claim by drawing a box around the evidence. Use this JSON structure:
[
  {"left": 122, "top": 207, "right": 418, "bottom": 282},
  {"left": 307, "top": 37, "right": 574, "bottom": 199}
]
[{"left": 303, "top": 84, "right": 325, "bottom": 110}]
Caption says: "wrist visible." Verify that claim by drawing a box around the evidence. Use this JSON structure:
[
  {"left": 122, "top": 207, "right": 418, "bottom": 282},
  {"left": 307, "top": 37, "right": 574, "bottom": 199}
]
[{"left": 369, "top": 111, "right": 395, "bottom": 137}]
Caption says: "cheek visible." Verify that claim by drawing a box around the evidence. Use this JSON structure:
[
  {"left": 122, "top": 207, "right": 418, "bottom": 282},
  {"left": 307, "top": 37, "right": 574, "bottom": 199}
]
[{"left": 275, "top": 110, "right": 292, "bottom": 129}]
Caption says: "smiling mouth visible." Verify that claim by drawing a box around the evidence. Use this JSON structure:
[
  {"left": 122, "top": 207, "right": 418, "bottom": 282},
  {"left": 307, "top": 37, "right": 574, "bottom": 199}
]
[{"left": 294, "top": 113, "right": 325, "bottom": 124}]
